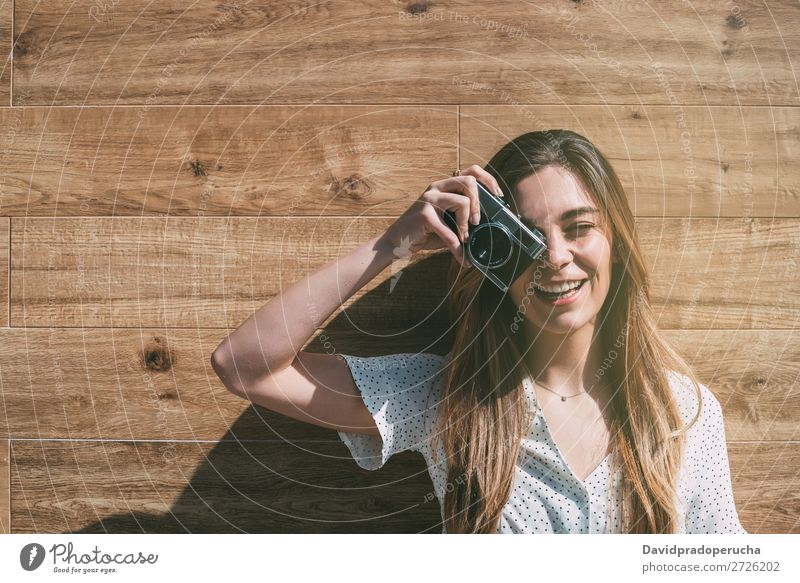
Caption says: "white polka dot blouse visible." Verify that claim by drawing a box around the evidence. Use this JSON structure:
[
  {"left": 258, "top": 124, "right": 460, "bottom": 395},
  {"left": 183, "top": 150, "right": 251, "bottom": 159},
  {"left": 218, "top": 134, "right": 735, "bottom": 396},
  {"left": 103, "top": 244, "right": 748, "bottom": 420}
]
[{"left": 336, "top": 351, "right": 748, "bottom": 534}]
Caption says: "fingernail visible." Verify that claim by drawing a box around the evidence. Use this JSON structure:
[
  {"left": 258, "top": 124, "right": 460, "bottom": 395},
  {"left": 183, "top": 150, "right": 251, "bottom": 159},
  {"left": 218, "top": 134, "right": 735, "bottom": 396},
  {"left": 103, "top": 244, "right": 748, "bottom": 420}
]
[{"left": 471, "top": 212, "right": 480, "bottom": 225}]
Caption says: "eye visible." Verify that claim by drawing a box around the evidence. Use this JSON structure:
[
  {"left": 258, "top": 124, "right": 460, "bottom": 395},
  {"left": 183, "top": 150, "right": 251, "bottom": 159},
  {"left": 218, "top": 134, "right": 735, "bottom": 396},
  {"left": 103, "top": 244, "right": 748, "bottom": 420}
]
[{"left": 571, "top": 223, "right": 595, "bottom": 233}]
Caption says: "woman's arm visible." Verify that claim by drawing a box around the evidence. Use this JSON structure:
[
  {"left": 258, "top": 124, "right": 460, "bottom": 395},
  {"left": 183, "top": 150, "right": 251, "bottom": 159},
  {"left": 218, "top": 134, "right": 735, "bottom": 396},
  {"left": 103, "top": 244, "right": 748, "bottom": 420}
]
[
  {"left": 210, "top": 232, "right": 396, "bottom": 394},
  {"left": 210, "top": 165, "right": 503, "bottom": 433}
]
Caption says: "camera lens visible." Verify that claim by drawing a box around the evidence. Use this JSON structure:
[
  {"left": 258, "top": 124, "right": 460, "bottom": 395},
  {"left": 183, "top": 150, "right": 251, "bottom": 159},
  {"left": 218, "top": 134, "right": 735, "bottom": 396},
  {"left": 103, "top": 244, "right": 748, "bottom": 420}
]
[{"left": 467, "top": 223, "right": 514, "bottom": 269}]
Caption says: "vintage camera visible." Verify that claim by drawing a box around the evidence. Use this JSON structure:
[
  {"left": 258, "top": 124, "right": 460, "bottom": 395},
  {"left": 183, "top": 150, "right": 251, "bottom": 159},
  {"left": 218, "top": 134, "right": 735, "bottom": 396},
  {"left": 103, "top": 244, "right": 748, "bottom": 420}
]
[{"left": 443, "top": 181, "right": 548, "bottom": 292}]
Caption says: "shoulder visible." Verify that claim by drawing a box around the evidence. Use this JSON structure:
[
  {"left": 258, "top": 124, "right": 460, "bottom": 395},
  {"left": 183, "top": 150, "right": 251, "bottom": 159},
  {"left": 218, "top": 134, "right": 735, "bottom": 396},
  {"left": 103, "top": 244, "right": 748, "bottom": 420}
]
[
  {"left": 666, "top": 370, "right": 730, "bottom": 458},
  {"left": 340, "top": 351, "right": 450, "bottom": 409},
  {"left": 341, "top": 351, "right": 449, "bottom": 387},
  {"left": 666, "top": 369, "right": 723, "bottom": 428}
]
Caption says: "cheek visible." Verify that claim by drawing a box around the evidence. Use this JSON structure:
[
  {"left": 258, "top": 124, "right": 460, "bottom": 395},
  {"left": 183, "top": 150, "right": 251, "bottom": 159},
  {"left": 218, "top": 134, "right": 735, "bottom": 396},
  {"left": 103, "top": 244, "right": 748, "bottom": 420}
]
[
  {"left": 578, "top": 236, "right": 613, "bottom": 304},
  {"left": 579, "top": 234, "right": 613, "bottom": 274}
]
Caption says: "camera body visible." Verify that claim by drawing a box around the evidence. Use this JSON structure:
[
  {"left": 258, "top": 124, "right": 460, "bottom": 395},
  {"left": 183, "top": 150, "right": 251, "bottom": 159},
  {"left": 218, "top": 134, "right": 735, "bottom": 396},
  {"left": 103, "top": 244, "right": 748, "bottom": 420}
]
[{"left": 443, "top": 181, "right": 548, "bottom": 292}]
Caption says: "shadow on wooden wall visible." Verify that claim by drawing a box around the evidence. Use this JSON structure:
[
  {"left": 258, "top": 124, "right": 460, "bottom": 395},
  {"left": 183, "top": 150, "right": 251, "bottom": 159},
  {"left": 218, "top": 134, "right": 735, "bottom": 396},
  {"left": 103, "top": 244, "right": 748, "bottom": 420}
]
[{"left": 18, "top": 254, "right": 455, "bottom": 533}]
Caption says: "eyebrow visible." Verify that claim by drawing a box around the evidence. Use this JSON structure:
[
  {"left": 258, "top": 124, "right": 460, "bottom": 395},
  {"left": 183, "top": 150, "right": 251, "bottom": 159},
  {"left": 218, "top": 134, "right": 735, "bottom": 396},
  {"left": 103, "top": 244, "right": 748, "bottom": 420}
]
[{"left": 520, "top": 206, "right": 600, "bottom": 229}]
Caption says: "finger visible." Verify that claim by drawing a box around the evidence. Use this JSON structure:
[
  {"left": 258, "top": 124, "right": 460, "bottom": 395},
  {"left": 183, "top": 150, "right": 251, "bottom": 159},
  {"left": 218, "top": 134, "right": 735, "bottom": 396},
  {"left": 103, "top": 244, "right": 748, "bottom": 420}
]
[
  {"left": 425, "top": 190, "right": 471, "bottom": 242},
  {"left": 439, "top": 169, "right": 504, "bottom": 198},
  {"left": 422, "top": 203, "right": 470, "bottom": 267},
  {"left": 464, "top": 164, "right": 505, "bottom": 198},
  {"left": 429, "top": 177, "right": 481, "bottom": 225}
]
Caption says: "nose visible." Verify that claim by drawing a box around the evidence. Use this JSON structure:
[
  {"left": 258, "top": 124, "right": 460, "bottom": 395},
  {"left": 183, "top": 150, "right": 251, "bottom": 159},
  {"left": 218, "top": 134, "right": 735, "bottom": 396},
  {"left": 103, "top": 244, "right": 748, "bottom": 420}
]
[{"left": 538, "top": 229, "right": 573, "bottom": 270}]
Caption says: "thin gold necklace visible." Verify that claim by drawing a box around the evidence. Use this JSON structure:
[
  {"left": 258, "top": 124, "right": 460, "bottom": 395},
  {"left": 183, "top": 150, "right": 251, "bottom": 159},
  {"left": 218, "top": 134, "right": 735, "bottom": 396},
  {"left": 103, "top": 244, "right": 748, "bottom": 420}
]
[{"left": 534, "top": 378, "right": 587, "bottom": 402}]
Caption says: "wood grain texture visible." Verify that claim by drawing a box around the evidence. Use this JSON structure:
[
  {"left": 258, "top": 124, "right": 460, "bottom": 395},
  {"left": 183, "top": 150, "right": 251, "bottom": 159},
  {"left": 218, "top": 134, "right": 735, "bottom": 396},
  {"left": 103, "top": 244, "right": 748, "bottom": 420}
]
[
  {"left": 665, "top": 330, "right": 800, "bottom": 443},
  {"left": 10, "top": 440, "right": 443, "bottom": 533},
  {"left": 0, "top": 105, "right": 457, "bottom": 216},
  {"left": 0, "top": 439, "right": 8, "bottom": 534},
  {"left": 9, "top": 440, "right": 787, "bottom": 533},
  {"left": 641, "top": 217, "right": 799, "bottom": 329},
  {"left": 728, "top": 442, "right": 800, "bottom": 534},
  {"left": 13, "top": 1, "right": 799, "bottom": 106},
  {"left": 0, "top": 218, "right": 7, "bottom": 326},
  {"left": 461, "top": 106, "right": 800, "bottom": 218},
  {"left": 0, "top": 0, "right": 9, "bottom": 105},
  {"left": 10, "top": 217, "right": 799, "bottom": 329},
  {"left": 0, "top": 328, "right": 794, "bottom": 442},
  {"left": 2, "top": 104, "right": 795, "bottom": 218},
  {"left": 10, "top": 216, "right": 431, "bottom": 329},
  {"left": 0, "top": 326, "right": 453, "bottom": 441}
]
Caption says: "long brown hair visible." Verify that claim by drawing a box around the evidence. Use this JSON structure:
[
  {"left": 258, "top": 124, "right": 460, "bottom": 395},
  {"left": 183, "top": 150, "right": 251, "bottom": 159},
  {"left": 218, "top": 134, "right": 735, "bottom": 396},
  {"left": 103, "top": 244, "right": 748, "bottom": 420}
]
[{"left": 432, "top": 130, "right": 703, "bottom": 533}]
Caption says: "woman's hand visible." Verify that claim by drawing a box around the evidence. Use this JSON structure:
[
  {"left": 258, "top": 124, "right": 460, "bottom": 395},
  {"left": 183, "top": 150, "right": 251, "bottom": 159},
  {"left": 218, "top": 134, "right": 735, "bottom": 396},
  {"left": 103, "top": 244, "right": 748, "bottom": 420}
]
[{"left": 380, "top": 165, "right": 505, "bottom": 268}]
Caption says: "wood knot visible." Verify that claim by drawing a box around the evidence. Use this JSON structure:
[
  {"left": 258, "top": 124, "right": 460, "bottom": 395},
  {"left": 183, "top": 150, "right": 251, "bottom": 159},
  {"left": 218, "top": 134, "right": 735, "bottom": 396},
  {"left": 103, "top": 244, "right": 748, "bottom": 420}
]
[
  {"left": 189, "top": 160, "right": 207, "bottom": 178},
  {"left": 141, "top": 337, "right": 176, "bottom": 372},
  {"left": 329, "top": 173, "right": 372, "bottom": 201},
  {"left": 726, "top": 13, "right": 746, "bottom": 29},
  {"left": 68, "top": 394, "right": 89, "bottom": 406},
  {"left": 156, "top": 391, "right": 177, "bottom": 400},
  {"left": 407, "top": 2, "right": 430, "bottom": 14},
  {"left": 721, "top": 161, "right": 730, "bottom": 172},
  {"left": 14, "top": 31, "right": 32, "bottom": 58},
  {"left": 755, "top": 377, "right": 767, "bottom": 386},
  {"left": 721, "top": 39, "right": 736, "bottom": 59},
  {"left": 631, "top": 110, "right": 643, "bottom": 120}
]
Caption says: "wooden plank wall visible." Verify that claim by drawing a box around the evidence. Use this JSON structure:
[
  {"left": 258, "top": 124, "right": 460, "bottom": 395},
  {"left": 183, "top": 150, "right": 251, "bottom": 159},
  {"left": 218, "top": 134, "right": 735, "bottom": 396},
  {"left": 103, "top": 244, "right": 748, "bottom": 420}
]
[{"left": 0, "top": 0, "right": 797, "bottom": 534}]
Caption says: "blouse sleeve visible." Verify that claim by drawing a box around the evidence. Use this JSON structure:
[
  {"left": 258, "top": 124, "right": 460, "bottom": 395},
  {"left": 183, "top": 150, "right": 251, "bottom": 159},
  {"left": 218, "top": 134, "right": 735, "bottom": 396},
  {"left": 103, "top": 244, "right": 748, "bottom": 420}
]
[
  {"left": 678, "top": 378, "right": 748, "bottom": 534},
  {"left": 336, "top": 352, "right": 448, "bottom": 471}
]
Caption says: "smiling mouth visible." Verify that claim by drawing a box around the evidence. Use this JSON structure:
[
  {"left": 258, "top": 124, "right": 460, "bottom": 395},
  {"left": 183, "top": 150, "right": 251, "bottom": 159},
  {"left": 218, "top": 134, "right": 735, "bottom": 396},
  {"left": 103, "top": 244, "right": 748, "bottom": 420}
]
[{"left": 533, "top": 278, "right": 588, "bottom": 300}]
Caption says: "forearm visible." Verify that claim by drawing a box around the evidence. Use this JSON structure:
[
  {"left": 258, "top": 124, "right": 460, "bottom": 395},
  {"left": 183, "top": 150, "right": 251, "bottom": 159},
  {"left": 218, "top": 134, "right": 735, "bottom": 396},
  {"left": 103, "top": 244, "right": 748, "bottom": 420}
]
[{"left": 212, "top": 231, "right": 396, "bottom": 386}]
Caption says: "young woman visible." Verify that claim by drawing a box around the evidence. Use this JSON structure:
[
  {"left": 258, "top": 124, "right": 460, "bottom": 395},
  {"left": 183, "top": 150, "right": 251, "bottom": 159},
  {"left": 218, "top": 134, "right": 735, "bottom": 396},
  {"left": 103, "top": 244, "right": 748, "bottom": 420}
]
[{"left": 211, "top": 130, "right": 747, "bottom": 534}]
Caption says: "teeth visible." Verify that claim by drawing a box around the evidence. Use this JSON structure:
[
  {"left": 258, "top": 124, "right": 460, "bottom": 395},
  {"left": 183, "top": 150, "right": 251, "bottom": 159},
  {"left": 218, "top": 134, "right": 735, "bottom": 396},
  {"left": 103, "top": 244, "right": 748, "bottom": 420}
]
[{"left": 536, "top": 280, "right": 584, "bottom": 293}]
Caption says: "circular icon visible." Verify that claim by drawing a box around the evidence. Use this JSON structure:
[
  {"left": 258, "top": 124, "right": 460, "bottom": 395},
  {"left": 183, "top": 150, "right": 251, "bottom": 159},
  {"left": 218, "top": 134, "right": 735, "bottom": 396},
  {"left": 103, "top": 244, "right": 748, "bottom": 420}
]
[{"left": 20, "top": 543, "right": 46, "bottom": 571}]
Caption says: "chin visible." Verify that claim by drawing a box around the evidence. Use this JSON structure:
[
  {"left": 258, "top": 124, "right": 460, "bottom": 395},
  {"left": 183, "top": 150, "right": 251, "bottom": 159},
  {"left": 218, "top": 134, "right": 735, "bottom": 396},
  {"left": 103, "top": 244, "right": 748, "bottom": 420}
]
[{"left": 529, "top": 313, "right": 594, "bottom": 335}]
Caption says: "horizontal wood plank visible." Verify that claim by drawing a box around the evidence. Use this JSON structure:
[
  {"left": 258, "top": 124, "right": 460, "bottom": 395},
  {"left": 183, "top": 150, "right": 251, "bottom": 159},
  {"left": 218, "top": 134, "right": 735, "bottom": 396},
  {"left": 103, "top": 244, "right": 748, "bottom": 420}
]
[
  {"left": 0, "top": 105, "right": 457, "bottom": 216},
  {"left": 0, "top": 328, "right": 794, "bottom": 442},
  {"left": 9, "top": 440, "right": 788, "bottom": 533},
  {"left": 461, "top": 106, "right": 800, "bottom": 218},
  {"left": 0, "top": 326, "right": 452, "bottom": 441},
  {"left": 1, "top": 104, "right": 794, "bottom": 218},
  {"left": 13, "top": 1, "right": 799, "bottom": 106},
  {"left": 10, "top": 440, "right": 442, "bottom": 533},
  {"left": 10, "top": 217, "right": 799, "bottom": 329}
]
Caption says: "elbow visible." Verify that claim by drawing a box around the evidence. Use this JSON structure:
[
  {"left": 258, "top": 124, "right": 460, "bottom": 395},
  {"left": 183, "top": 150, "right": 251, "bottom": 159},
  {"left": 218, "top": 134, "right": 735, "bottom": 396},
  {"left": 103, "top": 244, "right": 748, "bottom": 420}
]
[
  {"left": 210, "top": 346, "right": 226, "bottom": 380},
  {"left": 211, "top": 339, "right": 243, "bottom": 395},
  {"left": 210, "top": 338, "right": 229, "bottom": 377}
]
